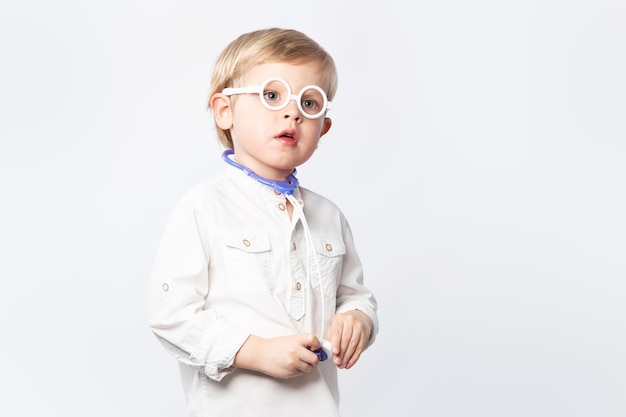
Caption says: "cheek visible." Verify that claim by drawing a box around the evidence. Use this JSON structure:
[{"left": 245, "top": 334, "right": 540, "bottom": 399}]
[
  {"left": 231, "top": 107, "right": 265, "bottom": 131},
  {"left": 308, "top": 120, "right": 326, "bottom": 137},
  {"left": 317, "top": 125, "right": 329, "bottom": 140}
]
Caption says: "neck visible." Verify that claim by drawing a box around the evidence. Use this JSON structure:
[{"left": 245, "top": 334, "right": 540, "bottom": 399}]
[{"left": 222, "top": 150, "right": 299, "bottom": 195}]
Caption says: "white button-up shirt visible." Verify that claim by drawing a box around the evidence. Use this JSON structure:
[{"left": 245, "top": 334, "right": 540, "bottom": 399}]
[{"left": 148, "top": 165, "right": 378, "bottom": 416}]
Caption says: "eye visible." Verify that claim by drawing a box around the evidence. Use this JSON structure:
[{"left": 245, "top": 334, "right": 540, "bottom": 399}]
[
  {"left": 263, "top": 89, "right": 280, "bottom": 102},
  {"left": 301, "top": 98, "right": 319, "bottom": 110}
]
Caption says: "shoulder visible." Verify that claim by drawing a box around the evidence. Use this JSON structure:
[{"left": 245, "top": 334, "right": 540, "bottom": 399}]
[
  {"left": 167, "top": 173, "right": 236, "bottom": 218},
  {"left": 178, "top": 173, "right": 232, "bottom": 203}
]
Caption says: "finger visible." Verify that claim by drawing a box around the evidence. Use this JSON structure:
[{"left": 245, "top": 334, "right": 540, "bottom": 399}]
[
  {"left": 299, "top": 352, "right": 320, "bottom": 371},
  {"left": 296, "top": 361, "right": 314, "bottom": 374},
  {"left": 340, "top": 327, "right": 357, "bottom": 368},
  {"left": 327, "top": 325, "right": 344, "bottom": 365},
  {"left": 329, "top": 332, "right": 342, "bottom": 357},
  {"left": 301, "top": 333, "right": 321, "bottom": 350},
  {"left": 340, "top": 319, "right": 368, "bottom": 368},
  {"left": 345, "top": 329, "right": 370, "bottom": 369},
  {"left": 344, "top": 337, "right": 365, "bottom": 369}
]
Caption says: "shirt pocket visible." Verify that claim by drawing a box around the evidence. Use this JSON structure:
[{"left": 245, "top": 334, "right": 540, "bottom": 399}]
[
  {"left": 222, "top": 233, "right": 274, "bottom": 293},
  {"left": 310, "top": 236, "right": 346, "bottom": 298}
]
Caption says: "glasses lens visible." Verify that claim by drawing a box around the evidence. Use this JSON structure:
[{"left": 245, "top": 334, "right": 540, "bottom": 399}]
[
  {"left": 299, "top": 87, "right": 326, "bottom": 117},
  {"left": 261, "top": 79, "right": 290, "bottom": 110}
]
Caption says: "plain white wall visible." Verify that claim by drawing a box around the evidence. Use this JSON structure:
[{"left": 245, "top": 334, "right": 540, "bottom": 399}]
[{"left": 1, "top": 1, "right": 625, "bottom": 416}]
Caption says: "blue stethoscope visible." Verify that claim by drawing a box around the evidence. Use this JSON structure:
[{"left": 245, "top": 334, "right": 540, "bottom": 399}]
[
  {"left": 221, "top": 149, "right": 299, "bottom": 195},
  {"left": 221, "top": 149, "right": 331, "bottom": 361}
]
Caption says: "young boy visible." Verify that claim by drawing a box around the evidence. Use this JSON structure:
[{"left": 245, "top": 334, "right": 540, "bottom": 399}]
[{"left": 148, "top": 28, "right": 378, "bottom": 416}]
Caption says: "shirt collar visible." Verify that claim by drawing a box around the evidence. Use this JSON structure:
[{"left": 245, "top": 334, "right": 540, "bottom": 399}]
[{"left": 224, "top": 163, "right": 303, "bottom": 202}]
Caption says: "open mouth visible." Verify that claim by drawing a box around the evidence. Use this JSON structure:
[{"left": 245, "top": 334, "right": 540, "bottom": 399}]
[{"left": 276, "top": 129, "right": 297, "bottom": 143}]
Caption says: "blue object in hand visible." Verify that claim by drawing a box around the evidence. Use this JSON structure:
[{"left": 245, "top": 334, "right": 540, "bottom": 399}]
[{"left": 313, "top": 347, "right": 328, "bottom": 361}]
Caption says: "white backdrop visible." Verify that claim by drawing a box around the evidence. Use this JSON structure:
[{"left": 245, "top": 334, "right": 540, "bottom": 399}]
[{"left": 1, "top": 1, "right": 625, "bottom": 416}]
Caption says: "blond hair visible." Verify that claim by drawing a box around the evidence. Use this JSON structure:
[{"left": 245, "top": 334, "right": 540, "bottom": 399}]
[{"left": 208, "top": 28, "right": 338, "bottom": 149}]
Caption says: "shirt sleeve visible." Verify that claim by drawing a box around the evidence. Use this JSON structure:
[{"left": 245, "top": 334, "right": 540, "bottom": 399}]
[
  {"left": 334, "top": 214, "right": 379, "bottom": 347},
  {"left": 147, "top": 195, "right": 250, "bottom": 382}
]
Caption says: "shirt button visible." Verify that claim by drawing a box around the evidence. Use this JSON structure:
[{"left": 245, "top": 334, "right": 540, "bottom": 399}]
[
  {"left": 162, "top": 283, "right": 169, "bottom": 292},
  {"left": 243, "top": 239, "right": 251, "bottom": 247},
  {"left": 296, "top": 282, "right": 302, "bottom": 291},
  {"left": 325, "top": 243, "right": 333, "bottom": 252},
  {"left": 292, "top": 242, "right": 297, "bottom": 251},
  {"left": 278, "top": 203, "right": 286, "bottom": 211}
]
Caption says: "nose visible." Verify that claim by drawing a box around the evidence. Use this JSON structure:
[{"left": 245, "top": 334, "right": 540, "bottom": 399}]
[{"left": 282, "top": 97, "right": 302, "bottom": 121}]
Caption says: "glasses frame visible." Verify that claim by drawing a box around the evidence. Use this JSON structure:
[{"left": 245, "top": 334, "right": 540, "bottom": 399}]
[{"left": 222, "top": 77, "right": 332, "bottom": 119}]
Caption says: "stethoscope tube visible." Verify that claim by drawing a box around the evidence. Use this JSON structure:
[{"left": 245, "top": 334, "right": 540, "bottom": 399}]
[{"left": 221, "top": 150, "right": 299, "bottom": 195}]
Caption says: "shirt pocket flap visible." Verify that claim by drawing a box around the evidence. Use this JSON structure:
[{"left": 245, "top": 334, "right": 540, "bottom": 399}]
[
  {"left": 313, "top": 237, "right": 346, "bottom": 258},
  {"left": 224, "top": 233, "right": 271, "bottom": 253}
]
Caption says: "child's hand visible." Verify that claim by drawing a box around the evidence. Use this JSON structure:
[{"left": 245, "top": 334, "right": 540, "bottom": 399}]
[
  {"left": 234, "top": 333, "right": 321, "bottom": 379},
  {"left": 326, "top": 310, "right": 373, "bottom": 369}
]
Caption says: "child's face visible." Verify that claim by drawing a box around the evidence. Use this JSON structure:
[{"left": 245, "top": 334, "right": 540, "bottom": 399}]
[{"left": 217, "top": 61, "right": 332, "bottom": 180}]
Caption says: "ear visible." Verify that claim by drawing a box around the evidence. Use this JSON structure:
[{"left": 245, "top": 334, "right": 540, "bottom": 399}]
[
  {"left": 320, "top": 117, "right": 332, "bottom": 137},
  {"left": 210, "top": 93, "right": 233, "bottom": 130}
]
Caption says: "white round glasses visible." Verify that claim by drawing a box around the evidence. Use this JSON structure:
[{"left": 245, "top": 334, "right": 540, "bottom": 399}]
[{"left": 222, "top": 77, "right": 332, "bottom": 119}]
